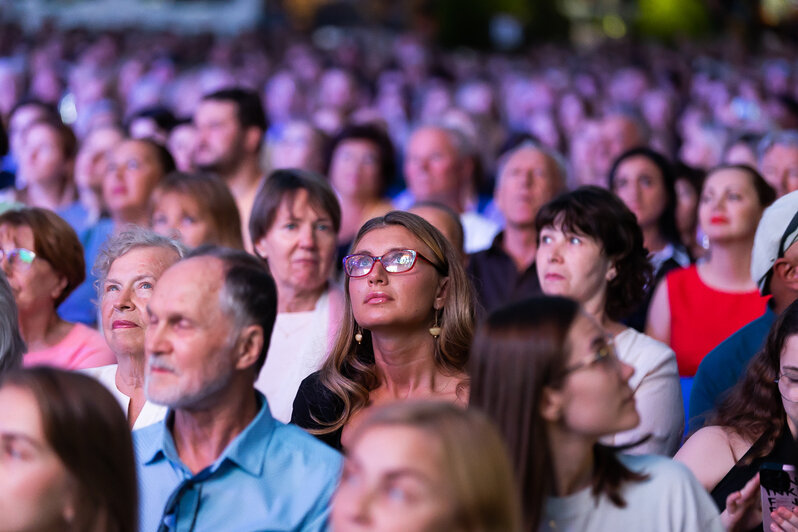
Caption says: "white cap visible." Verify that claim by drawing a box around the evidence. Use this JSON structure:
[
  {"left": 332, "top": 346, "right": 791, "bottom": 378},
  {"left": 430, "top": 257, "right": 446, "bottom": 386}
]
[{"left": 751, "top": 190, "right": 798, "bottom": 295}]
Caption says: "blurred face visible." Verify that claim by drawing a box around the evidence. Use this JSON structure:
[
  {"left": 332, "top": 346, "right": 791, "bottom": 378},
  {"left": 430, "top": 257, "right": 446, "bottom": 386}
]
[
  {"left": 0, "top": 224, "right": 65, "bottom": 317},
  {"left": 20, "top": 123, "right": 68, "bottom": 186},
  {"left": 330, "top": 139, "right": 382, "bottom": 200},
  {"left": 74, "top": 127, "right": 123, "bottom": 192},
  {"left": 406, "top": 206, "right": 463, "bottom": 257},
  {"left": 552, "top": 313, "right": 638, "bottom": 438},
  {"left": 536, "top": 222, "right": 614, "bottom": 312},
  {"left": 144, "top": 258, "right": 238, "bottom": 409},
  {"left": 151, "top": 191, "right": 213, "bottom": 248},
  {"left": 9, "top": 105, "right": 47, "bottom": 158},
  {"left": 674, "top": 178, "right": 699, "bottom": 236},
  {"left": 723, "top": 142, "right": 757, "bottom": 167},
  {"left": 698, "top": 168, "right": 764, "bottom": 242},
  {"left": 611, "top": 155, "right": 667, "bottom": 230},
  {"left": 253, "top": 189, "right": 336, "bottom": 299},
  {"left": 101, "top": 246, "right": 180, "bottom": 358},
  {"left": 601, "top": 116, "right": 641, "bottom": 164},
  {"left": 104, "top": 140, "right": 164, "bottom": 219},
  {"left": 760, "top": 144, "right": 798, "bottom": 198},
  {"left": 404, "top": 128, "right": 464, "bottom": 206},
  {"left": 0, "top": 385, "right": 74, "bottom": 532},
  {"left": 271, "top": 122, "right": 322, "bottom": 172},
  {"left": 348, "top": 225, "right": 446, "bottom": 333},
  {"left": 193, "top": 100, "right": 245, "bottom": 173},
  {"left": 496, "top": 147, "right": 562, "bottom": 228},
  {"left": 331, "top": 425, "right": 457, "bottom": 532},
  {"left": 167, "top": 124, "right": 197, "bottom": 173}
]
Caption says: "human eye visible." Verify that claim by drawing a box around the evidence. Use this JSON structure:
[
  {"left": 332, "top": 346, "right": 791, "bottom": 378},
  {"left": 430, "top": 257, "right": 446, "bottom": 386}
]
[
  {"left": 126, "top": 159, "right": 140, "bottom": 171},
  {"left": 568, "top": 235, "right": 582, "bottom": 245},
  {"left": 640, "top": 175, "right": 653, "bottom": 187},
  {"left": 315, "top": 221, "right": 333, "bottom": 232},
  {"left": 138, "top": 281, "right": 154, "bottom": 290},
  {"left": 283, "top": 221, "right": 298, "bottom": 230},
  {"left": 181, "top": 215, "right": 197, "bottom": 225},
  {"left": 104, "top": 282, "right": 120, "bottom": 293}
]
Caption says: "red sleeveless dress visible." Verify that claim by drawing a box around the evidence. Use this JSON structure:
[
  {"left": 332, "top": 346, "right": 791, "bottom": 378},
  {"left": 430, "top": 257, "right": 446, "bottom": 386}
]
[{"left": 667, "top": 265, "right": 768, "bottom": 376}]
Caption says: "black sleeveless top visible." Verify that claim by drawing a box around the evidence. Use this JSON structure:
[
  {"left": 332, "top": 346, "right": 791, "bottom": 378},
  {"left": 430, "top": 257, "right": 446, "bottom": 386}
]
[
  {"left": 291, "top": 370, "right": 345, "bottom": 451},
  {"left": 710, "top": 427, "right": 798, "bottom": 531}
]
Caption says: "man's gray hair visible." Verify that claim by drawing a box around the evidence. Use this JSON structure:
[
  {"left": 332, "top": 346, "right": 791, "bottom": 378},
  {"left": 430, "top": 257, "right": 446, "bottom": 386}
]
[
  {"left": 758, "top": 130, "right": 798, "bottom": 164},
  {"left": 414, "top": 122, "right": 475, "bottom": 160},
  {"left": 495, "top": 139, "right": 571, "bottom": 192},
  {"left": 93, "top": 226, "right": 186, "bottom": 299},
  {"left": 0, "top": 275, "right": 25, "bottom": 374}
]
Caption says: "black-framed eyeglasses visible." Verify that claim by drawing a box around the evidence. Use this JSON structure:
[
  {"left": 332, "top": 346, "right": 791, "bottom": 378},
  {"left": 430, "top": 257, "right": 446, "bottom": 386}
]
[
  {"left": 0, "top": 248, "right": 36, "bottom": 272},
  {"left": 561, "top": 337, "right": 619, "bottom": 377},
  {"left": 343, "top": 249, "right": 447, "bottom": 278}
]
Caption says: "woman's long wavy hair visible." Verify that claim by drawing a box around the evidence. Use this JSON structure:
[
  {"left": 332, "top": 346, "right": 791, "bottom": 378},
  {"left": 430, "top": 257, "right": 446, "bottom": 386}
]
[
  {"left": 314, "top": 211, "right": 475, "bottom": 434},
  {"left": 469, "top": 296, "right": 647, "bottom": 530},
  {"left": 708, "top": 299, "right": 798, "bottom": 460}
]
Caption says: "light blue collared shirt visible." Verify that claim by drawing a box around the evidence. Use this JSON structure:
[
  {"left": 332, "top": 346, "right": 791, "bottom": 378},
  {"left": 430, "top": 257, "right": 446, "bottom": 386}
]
[{"left": 134, "top": 392, "right": 342, "bottom": 532}]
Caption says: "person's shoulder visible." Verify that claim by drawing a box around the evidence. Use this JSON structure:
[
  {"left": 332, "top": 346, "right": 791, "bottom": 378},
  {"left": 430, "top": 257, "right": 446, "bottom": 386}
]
[
  {"left": 619, "top": 453, "right": 706, "bottom": 492},
  {"left": 615, "top": 328, "right": 676, "bottom": 368},
  {"left": 132, "top": 419, "right": 165, "bottom": 459},
  {"left": 272, "top": 421, "right": 342, "bottom": 462},
  {"left": 265, "top": 421, "right": 343, "bottom": 487},
  {"left": 665, "top": 263, "right": 696, "bottom": 283}
]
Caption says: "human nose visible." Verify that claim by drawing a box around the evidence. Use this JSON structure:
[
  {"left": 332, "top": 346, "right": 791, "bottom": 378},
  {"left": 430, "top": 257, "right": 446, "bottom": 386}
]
[
  {"left": 340, "top": 482, "right": 376, "bottom": 525},
  {"left": 366, "top": 258, "right": 388, "bottom": 284},
  {"left": 145, "top": 319, "right": 169, "bottom": 357},
  {"left": 112, "top": 284, "right": 135, "bottom": 311},
  {"left": 298, "top": 224, "right": 317, "bottom": 248}
]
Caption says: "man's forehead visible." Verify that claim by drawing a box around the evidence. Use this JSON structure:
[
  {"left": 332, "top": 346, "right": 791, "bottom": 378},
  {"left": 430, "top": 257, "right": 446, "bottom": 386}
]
[{"left": 154, "top": 257, "right": 224, "bottom": 302}]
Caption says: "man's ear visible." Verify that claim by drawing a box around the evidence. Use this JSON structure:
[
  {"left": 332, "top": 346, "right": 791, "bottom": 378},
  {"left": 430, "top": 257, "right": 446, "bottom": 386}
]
[
  {"left": 244, "top": 126, "right": 263, "bottom": 154},
  {"left": 774, "top": 258, "right": 798, "bottom": 291},
  {"left": 235, "top": 325, "right": 264, "bottom": 371},
  {"left": 539, "top": 385, "right": 564, "bottom": 423},
  {"left": 433, "top": 276, "right": 449, "bottom": 310}
]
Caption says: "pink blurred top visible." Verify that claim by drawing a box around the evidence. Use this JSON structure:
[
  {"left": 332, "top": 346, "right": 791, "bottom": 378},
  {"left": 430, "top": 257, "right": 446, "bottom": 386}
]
[{"left": 23, "top": 323, "right": 115, "bottom": 370}]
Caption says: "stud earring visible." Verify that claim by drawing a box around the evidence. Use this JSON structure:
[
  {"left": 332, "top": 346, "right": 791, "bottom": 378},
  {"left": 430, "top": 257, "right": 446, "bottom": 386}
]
[
  {"left": 355, "top": 326, "right": 363, "bottom": 345},
  {"left": 429, "top": 310, "right": 441, "bottom": 338}
]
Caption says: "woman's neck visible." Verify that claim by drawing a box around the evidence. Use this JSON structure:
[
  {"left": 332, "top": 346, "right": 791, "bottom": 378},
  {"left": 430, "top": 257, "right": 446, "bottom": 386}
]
[
  {"left": 112, "top": 208, "right": 149, "bottom": 229},
  {"left": 371, "top": 330, "right": 445, "bottom": 399},
  {"left": 702, "top": 238, "right": 756, "bottom": 287},
  {"left": 115, "top": 351, "right": 147, "bottom": 396},
  {"left": 25, "top": 179, "right": 74, "bottom": 211},
  {"left": 547, "top": 426, "right": 596, "bottom": 496},
  {"left": 20, "top": 308, "right": 69, "bottom": 351},
  {"left": 277, "top": 282, "right": 326, "bottom": 313}
]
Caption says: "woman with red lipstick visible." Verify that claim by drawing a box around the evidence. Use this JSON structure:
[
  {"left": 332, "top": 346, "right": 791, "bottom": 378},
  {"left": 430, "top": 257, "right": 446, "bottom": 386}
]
[
  {"left": 647, "top": 165, "right": 775, "bottom": 378},
  {"left": 0, "top": 207, "right": 113, "bottom": 370},
  {"left": 535, "top": 186, "right": 683, "bottom": 456},
  {"left": 291, "top": 211, "right": 475, "bottom": 451}
]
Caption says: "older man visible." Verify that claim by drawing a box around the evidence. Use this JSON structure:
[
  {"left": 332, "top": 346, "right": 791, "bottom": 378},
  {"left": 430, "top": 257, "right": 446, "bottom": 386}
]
[
  {"left": 135, "top": 247, "right": 341, "bottom": 531},
  {"left": 398, "top": 124, "right": 499, "bottom": 253},
  {"left": 758, "top": 130, "right": 798, "bottom": 197},
  {"left": 468, "top": 141, "right": 567, "bottom": 314}
]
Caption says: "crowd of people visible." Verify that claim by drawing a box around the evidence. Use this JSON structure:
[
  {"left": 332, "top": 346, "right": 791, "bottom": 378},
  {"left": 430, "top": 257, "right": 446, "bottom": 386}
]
[{"left": 3, "top": 20, "right": 798, "bottom": 531}]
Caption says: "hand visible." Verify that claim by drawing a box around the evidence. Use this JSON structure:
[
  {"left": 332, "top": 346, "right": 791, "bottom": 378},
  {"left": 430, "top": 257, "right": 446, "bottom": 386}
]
[
  {"left": 771, "top": 506, "right": 798, "bottom": 531},
  {"left": 722, "top": 473, "right": 761, "bottom": 532}
]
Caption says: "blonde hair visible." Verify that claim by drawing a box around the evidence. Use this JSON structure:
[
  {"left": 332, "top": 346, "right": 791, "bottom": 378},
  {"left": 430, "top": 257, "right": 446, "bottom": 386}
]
[
  {"left": 350, "top": 401, "right": 521, "bottom": 532},
  {"left": 315, "top": 211, "right": 475, "bottom": 434}
]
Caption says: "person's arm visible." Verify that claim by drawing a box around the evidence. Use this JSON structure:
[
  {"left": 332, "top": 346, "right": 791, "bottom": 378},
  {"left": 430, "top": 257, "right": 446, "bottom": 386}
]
[
  {"left": 674, "top": 425, "right": 740, "bottom": 492},
  {"left": 646, "top": 277, "right": 671, "bottom": 346}
]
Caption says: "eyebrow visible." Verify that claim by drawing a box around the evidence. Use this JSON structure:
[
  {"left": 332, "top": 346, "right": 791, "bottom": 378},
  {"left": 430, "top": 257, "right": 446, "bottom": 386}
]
[
  {"left": 0, "top": 431, "right": 45, "bottom": 451},
  {"left": 351, "top": 247, "right": 408, "bottom": 256},
  {"left": 105, "top": 274, "right": 157, "bottom": 285}
]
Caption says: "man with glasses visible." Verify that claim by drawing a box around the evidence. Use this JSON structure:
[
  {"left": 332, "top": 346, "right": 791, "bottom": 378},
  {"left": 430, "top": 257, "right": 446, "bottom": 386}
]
[
  {"left": 134, "top": 247, "right": 341, "bottom": 532},
  {"left": 690, "top": 190, "right": 798, "bottom": 432}
]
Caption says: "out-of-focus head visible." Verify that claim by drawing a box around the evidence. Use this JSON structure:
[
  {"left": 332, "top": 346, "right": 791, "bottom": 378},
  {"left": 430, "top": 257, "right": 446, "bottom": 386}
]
[
  {"left": 166, "top": 119, "right": 197, "bottom": 173},
  {"left": 596, "top": 108, "right": 648, "bottom": 176},
  {"left": 535, "top": 186, "right": 652, "bottom": 321},
  {"left": 495, "top": 141, "right": 568, "bottom": 228},
  {"left": 74, "top": 124, "right": 124, "bottom": 194},
  {"left": 18, "top": 117, "right": 77, "bottom": 187},
  {"left": 407, "top": 202, "right": 465, "bottom": 263},
  {"left": 250, "top": 169, "right": 340, "bottom": 296},
  {"left": 750, "top": 190, "right": 798, "bottom": 296},
  {"left": 0, "top": 367, "right": 137, "bottom": 532},
  {"left": 7, "top": 98, "right": 58, "bottom": 159},
  {"left": 326, "top": 123, "right": 396, "bottom": 200},
  {"left": 0, "top": 207, "right": 85, "bottom": 311},
  {"left": 193, "top": 87, "right": 266, "bottom": 174},
  {"left": 126, "top": 106, "right": 176, "bottom": 145},
  {"left": 673, "top": 162, "right": 706, "bottom": 241},
  {"left": 95, "top": 228, "right": 184, "bottom": 358},
  {"left": 103, "top": 138, "right": 175, "bottom": 221},
  {"left": 404, "top": 125, "right": 472, "bottom": 210},
  {"left": 144, "top": 248, "right": 277, "bottom": 409},
  {"left": 758, "top": 130, "right": 798, "bottom": 198},
  {"left": 270, "top": 120, "right": 327, "bottom": 174},
  {"left": 331, "top": 401, "right": 520, "bottom": 532},
  {"left": 723, "top": 131, "right": 761, "bottom": 167},
  {"left": 679, "top": 122, "right": 727, "bottom": 171},
  {"left": 151, "top": 171, "right": 243, "bottom": 249},
  {"left": 0, "top": 275, "right": 24, "bottom": 374}
]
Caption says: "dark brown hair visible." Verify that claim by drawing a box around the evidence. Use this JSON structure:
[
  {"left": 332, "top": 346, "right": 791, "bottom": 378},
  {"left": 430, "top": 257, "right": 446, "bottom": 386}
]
[
  {"left": 535, "top": 186, "right": 653, "bottom": 321},
  {"left": 704, "top": 164, "right": 776, "bottom": 208},
  {"left": 0, "top": 367, "right": 137, "bottom": 532},
  {"left": 0, "top": 207, "right": 85, "bottom": 306},
  {"left": 27, "top": 117, "right": 78, "bottom": 161},
  {"left": 707, "top": 298, "right": 798, "bottom": 459},
  {"left": 249, "top": 168, "right": 342, "bottom": 246},
  {"left": 469, "top": 296, "right": 646, "bottom": 530},
  {"left": 325, "top": 123, "right": 396, "bottom": 197},
  {"left": 152, "top": 171, "right": 244, "bottom": 249}
]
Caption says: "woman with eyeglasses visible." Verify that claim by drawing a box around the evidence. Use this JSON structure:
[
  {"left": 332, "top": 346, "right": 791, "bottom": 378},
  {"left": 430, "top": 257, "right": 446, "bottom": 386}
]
[
  {"left": 469, "top": 296, "right": 724, "bottom": 531},
  {"left": 676, "top": 299, "right": 798, "bottom": 531},
  {"left": 291, "top": 210, "right": 475, "bottom": 451},
  {"left": 536, "top": 186, "right": 683, "bottom": 456},
  {"left": 0, "top": 207, "right": 113, "bottom": 369},
  {"left": 249, "top": 169, "right": 344, "bottom": 423}
]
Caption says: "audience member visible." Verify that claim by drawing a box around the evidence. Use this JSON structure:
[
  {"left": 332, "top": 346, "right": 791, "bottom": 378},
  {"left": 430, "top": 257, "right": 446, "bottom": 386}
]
[
  {"left": 469, "top": 296, "right": 722, "bottom": 531},
  {"left": 4, "top": 98, "right": 58, "bottom": 182},
  {"left": 166, "top": 118, "right": 196, "bottom": 173},
  {"left": 137, "top": 247, "right": 341, "bottom": 531},
  {"left": 594, "top": 107, "right": 648, "bottom": 179},
  {"left": 73, "top": 124, "right": 124, "bottom": 226},
  {"left": 0, "top": 274, "right": 24, "bottom": 373},
  {"left": 292, "top": 211, "right": 475, "bottom": 450},
  {"left": 647, "top": 165, "right": 775, "bottom": 377},
  {"left": 758, "top": 130, "right": 798, "bottom": 198},
  {"left": 268, "top": 119, "right": 328, "bottom": 174},
  {"left": 249, "top": 169, "right": 343, "bottom": 422},
  {"left": 536, "top": 186, "right": 683, "bottom": 455},
  {"left": 673, "top": 162, "right": 706, "bottom": 260},
  {"left": 468, "top": 141, "right": 566, "bottom": 315},
  {"left": 407, "top": 201, "right": 466, "bottom": 264},
  {"left": 331, "top": 401, "right": 520, "bottom": 532},
  {"left": 689, "top": 190, "right": 798, "bottom": 432},
  {"left": 84, "top": 228, "right": 183, "bottom": 429},
  {"left": 0, "top": 207, "right": 113, "bottom": 369},
  {"left": 150, "top": 171, "right": 243, "bottom": 249},
  {"left": 0, "top": 367, "right": 138, "bottom": 532}
]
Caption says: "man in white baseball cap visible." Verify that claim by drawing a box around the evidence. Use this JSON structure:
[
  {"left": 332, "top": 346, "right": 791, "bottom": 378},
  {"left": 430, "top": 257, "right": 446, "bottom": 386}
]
[{"left": 689, "top": 190, "right": 798, "bottom": 431}]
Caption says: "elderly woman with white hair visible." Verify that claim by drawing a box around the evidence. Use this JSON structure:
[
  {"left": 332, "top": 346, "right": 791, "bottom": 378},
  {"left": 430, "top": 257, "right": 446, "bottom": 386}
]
[
  {"left": 83, "top": 228, "right": 184, "bottom": 429},
  {"left": 0, "top": 274, "right": 25, "bottom": 374}
]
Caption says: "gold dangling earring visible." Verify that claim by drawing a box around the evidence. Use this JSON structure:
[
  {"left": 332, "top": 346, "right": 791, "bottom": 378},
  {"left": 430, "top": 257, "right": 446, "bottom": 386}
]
[
  {"left": 429, "top": 310, "right": 441, "bottom": 338},
  {"left": 355, "top": 326, "right": 363, "bottom": 345}
]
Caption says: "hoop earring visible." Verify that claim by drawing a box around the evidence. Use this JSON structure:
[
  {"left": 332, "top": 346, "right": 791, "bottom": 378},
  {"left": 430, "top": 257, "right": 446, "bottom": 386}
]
[
  {"left": 355, "top": 326, "right": 363, "bottom": 345},
  {"left": 429, "top": 310, "right": 441, "bottom": 338}
]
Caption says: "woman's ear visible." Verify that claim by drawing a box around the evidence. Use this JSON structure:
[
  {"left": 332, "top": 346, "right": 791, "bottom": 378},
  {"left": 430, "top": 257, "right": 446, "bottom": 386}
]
[
  {"left": 253, "top": 237, "right": 268, "bottom": 260},
  {"left": 50, "top": 274, "right": 68, "bottom": 301},
  {"left": 539, "top": 385, "right": 564, "bottom": 423},
  {"left": 433, "top": 276, "right": 449, "bottom": 310},
  {"left": 605, "top": 264, "right": 617, "bottom": 282}
]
